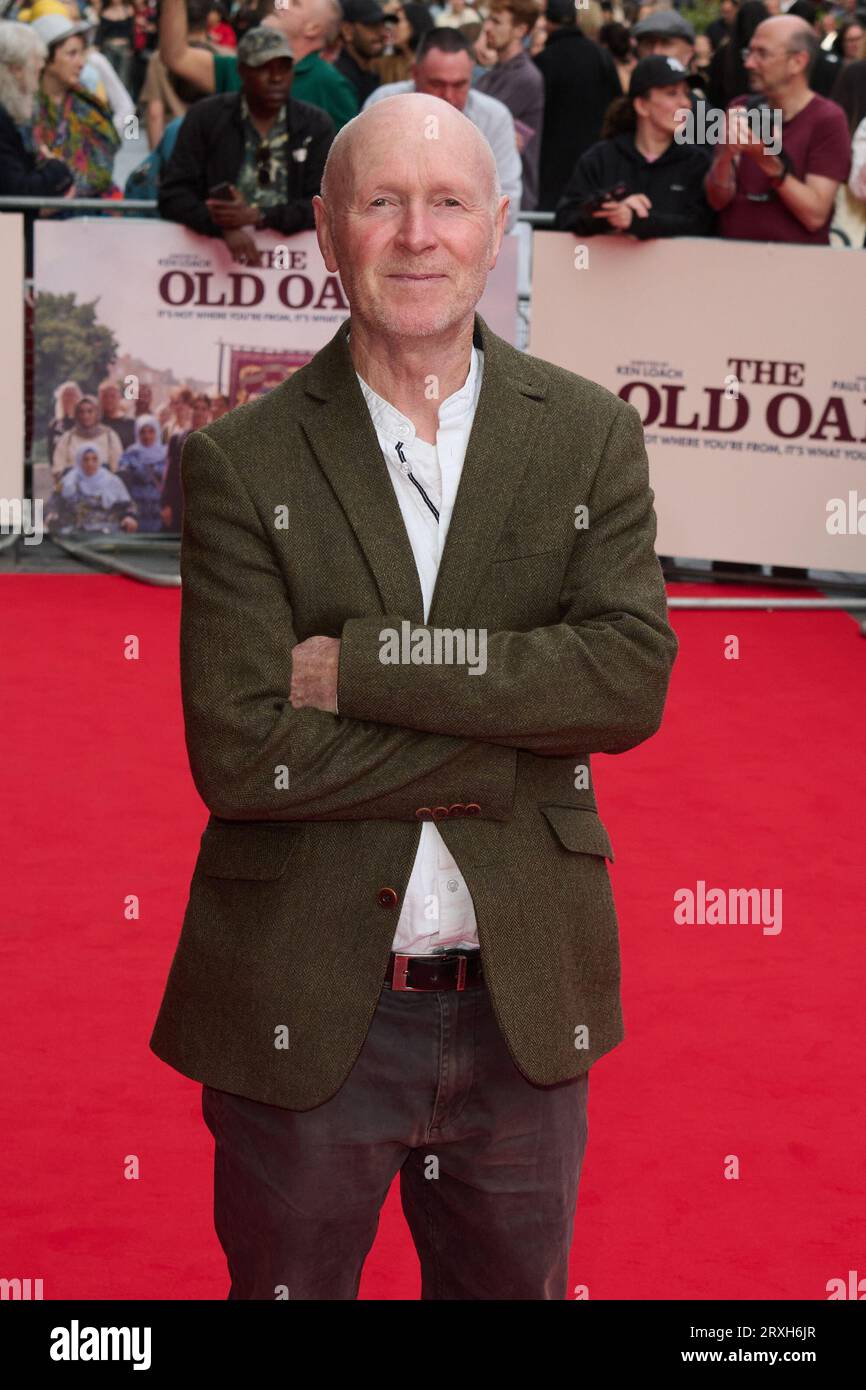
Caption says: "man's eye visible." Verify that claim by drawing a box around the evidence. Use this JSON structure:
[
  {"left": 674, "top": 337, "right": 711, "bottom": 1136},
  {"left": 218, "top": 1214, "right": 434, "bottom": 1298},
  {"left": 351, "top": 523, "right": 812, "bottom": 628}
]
[{"left": 368, "top": 198, "right": 463, "bottom": 208}]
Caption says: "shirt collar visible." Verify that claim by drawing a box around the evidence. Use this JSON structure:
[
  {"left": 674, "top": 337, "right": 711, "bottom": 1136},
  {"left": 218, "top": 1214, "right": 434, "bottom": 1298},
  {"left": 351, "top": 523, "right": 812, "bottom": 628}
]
[
  {"left": 239, "top": 93, "right": 286, "bottom": 136},
  {"left": 349, "top": 329, "right": 483, "bottom": 445}
]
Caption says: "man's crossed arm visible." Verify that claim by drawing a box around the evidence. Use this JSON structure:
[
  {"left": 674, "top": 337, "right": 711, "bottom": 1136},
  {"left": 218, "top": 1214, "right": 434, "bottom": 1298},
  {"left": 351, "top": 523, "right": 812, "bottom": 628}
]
[
  {"left": 293, "top": 403, "right": 678, "bottom": 759},
  {"left": 182, "top": 403, "right": 677, "bottom": 823}
]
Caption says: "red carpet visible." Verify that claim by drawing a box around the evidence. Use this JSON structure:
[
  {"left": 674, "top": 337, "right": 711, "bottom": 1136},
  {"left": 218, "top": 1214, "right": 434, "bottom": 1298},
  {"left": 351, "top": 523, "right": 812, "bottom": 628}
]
[{"left": 1, "top": 575, "right": 863, "bottom": 1300}]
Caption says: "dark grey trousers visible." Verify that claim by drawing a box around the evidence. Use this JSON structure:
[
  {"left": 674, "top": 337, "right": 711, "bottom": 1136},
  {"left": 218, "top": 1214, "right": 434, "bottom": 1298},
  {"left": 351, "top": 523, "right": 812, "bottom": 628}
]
[{"left": 202, "top": 972, "right": 590, "bottom": 1300}]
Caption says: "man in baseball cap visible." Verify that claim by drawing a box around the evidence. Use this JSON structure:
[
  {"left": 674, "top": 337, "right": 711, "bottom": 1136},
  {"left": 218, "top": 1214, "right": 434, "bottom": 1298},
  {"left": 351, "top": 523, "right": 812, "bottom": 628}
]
[
  {"left": 159, "top": 23, "right": 335, "bottom": 264},
  {"left": 335, "top": 0, "right": 388, "bottom": 107},
  {"left": 236, "top": 24, "right": 294, "bottom": 69},
  {"left": 632, "top": 9, "right": 696, "bottom": 68}
]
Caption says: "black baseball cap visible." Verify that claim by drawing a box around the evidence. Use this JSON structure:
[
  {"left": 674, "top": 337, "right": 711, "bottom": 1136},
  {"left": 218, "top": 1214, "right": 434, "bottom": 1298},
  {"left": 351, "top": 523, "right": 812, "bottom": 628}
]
[
  {"left": 628, "top": 54, "right": 691, "bottom": 99},
  {"left": 342, "top": 0, "right": 388, "bottom": 22},
  {"left": 545, "top": 0, "right": 577, "bottom": 22}
]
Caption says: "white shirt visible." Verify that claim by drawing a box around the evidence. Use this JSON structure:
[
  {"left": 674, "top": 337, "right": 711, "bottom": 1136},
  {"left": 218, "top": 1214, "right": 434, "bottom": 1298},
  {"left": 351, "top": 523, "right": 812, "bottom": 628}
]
[
  {"left": 361, "top": 80, "right": 522, "bottom": 234},
  {"left": 349, "top": 335, "right": 485, "bottom": 954}
]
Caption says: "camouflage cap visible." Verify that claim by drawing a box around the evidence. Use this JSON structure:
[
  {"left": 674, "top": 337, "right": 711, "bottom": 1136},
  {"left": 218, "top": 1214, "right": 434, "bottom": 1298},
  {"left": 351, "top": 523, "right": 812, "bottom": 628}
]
[{"left": 237, "top": 25, "right": 294, "bottom": 68}]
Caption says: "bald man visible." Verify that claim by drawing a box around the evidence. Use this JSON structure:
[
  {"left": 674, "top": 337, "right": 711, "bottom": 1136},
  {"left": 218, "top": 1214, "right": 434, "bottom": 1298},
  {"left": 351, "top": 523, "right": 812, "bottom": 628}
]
[
  {"left": 150, "top": 93, "right": 678, "bottom": 1300},
  {"left": 705, "top": 14, "right": 850, "bottom": 242}
]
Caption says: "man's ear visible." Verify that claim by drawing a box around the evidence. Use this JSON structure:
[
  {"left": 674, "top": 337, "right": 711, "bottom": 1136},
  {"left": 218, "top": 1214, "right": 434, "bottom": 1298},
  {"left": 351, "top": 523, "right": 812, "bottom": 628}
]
[{"left": 313, "top": 195, "right": 339, "bottom": 273}]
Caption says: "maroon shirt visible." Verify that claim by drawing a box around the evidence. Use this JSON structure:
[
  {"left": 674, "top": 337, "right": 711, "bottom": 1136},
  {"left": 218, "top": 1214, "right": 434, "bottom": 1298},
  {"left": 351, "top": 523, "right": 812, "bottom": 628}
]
[{"left": 718, "top": 92, "right": 851, "bottom": 244}]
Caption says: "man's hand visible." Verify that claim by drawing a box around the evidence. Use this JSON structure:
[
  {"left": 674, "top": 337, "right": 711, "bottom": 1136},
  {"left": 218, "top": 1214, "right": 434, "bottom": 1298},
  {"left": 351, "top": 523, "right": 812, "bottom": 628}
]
[
  {"left": 290, "top": 635, "right": 341, "bottom": 713},
  {"left": 223, "top": 227, "right": 260, "bottom": 265},
  {"left": 724, "top": 107, "right": 778, "bottom": 171},
  {"left": 206, "top": 185, "right": 258, "bottom": 228}
]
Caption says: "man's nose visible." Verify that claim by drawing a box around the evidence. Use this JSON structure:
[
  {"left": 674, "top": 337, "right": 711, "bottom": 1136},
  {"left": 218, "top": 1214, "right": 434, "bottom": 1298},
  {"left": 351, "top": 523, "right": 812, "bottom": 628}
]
[{"left": 394, "top": 204, "right": 438, "bottom": 245}]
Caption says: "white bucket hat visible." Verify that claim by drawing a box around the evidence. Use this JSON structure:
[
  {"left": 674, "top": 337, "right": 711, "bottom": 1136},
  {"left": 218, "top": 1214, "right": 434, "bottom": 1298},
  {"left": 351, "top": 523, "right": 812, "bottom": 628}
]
[{"left": 30, "top": 14, "right": 93, "bottom": 51}]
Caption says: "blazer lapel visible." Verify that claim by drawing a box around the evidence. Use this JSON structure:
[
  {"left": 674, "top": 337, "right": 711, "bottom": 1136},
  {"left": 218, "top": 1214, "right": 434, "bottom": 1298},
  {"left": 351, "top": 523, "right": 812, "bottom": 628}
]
[
  {"left": 299, "top": 318, "right": 425, "bottom": 624},
  {"left": 299, "top": 311, "right": 549, "bottom": 629}
]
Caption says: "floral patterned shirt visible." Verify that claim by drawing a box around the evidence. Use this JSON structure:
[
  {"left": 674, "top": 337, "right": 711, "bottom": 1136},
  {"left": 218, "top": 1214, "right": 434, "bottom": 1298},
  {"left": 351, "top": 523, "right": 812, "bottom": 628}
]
[{"left": 33, "top": 86, "right": 120, "bottom": 198}]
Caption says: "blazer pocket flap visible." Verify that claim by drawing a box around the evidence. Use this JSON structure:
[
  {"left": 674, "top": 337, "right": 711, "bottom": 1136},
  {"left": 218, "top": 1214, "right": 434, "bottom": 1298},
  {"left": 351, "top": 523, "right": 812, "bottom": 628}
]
[
  {"left": 196, "top": 823, "right": 297, "bottom": 879},
  {"left": 540, "top": 805, "right": 614, "bottom": 862}
]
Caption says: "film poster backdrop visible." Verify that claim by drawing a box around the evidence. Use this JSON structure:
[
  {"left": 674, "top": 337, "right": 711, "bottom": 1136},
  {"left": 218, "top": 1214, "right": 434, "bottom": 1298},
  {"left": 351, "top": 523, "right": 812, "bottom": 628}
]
[
  {"left": 32, "top": 221, "right": 519, "bottom": 538},
  {"left": 531, "top": 235, "right": 866, "bottom": 574}
]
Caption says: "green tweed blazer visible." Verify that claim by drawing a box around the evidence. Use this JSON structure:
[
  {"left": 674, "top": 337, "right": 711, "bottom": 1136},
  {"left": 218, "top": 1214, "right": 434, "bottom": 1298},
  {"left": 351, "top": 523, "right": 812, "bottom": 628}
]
[{"left": 149, "top": 311, "right": 678, "bottom": 1111}]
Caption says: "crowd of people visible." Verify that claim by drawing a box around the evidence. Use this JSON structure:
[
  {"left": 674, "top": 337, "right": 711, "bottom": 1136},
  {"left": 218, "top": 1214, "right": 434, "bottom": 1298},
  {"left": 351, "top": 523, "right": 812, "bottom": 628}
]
[
  {"left": 43, "top": 375, "right": 228, "bottom": 532},
  {"left": 2, "top": 0, "right": 865, "bottom": 532},
  {"left": 0, "top": 0, "right": 863, "bottom": 247}
]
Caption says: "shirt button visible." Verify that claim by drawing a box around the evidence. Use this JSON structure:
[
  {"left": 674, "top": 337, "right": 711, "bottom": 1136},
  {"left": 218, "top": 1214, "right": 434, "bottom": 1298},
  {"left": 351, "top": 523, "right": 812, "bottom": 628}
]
[{"left": 446, "top": 879, "right": 460, "bottom": 892}]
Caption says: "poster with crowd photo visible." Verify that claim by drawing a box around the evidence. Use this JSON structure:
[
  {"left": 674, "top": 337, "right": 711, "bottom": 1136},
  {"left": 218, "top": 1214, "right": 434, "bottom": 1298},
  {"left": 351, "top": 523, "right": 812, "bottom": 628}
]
[
  {"left": 531, "top": 235, "right": 866, "bottom": 575},
  {"left": 32, "top": 220, "right": 520, "bottom": 538}
]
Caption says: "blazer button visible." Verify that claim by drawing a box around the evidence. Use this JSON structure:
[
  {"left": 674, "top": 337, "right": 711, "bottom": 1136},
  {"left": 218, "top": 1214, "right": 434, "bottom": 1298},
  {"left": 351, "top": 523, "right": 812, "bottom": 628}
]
[
  {"left": 377, "top": 887, "right": 398, "bottom": 908},
  {"left": 431, "top": 805, "right": 449, "bottom": 820},
  {"left": 448, "top": 803, "right": 466, "bottom": 816},
  {"left": 465, "top": 802, "right": 481, "bottom": 816},
  {"left": 415, "top": 806, "right": 434, "bottom": 820}
]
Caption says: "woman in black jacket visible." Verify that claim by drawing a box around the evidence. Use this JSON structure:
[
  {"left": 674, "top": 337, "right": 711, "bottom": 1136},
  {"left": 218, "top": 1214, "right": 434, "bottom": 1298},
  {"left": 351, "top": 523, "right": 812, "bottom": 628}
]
[{"left": 554, "top": 54, "right": 714, "bottom": 239}]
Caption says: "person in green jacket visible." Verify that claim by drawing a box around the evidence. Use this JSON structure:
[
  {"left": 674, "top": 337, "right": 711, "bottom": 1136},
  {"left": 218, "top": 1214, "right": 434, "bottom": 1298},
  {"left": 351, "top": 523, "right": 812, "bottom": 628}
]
[{"left": 159, "top": 0, "right": 358, "bottom": 130}]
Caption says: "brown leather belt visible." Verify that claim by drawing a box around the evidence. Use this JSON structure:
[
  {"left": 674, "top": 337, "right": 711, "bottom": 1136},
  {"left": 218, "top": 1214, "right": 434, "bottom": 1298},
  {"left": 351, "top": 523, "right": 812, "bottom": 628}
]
[{"left": 384, "top": 949, "right": 483, "bottom": 992}]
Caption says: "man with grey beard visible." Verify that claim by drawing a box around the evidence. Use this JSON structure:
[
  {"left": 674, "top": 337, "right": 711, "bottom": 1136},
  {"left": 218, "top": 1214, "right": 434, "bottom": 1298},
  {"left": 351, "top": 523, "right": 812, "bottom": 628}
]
[
  {"left": 0, "top": 21, "right": 73, "bottom": 199},
  {"left": 0, "top": 21, "right": 74, "bottom": 273}
]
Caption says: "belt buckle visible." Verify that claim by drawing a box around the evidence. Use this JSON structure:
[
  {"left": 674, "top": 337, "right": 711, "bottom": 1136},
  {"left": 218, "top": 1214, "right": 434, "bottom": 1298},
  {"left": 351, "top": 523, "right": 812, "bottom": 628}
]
[{"left": 391, "top": 954, "right": 418, "bottom": 991}]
